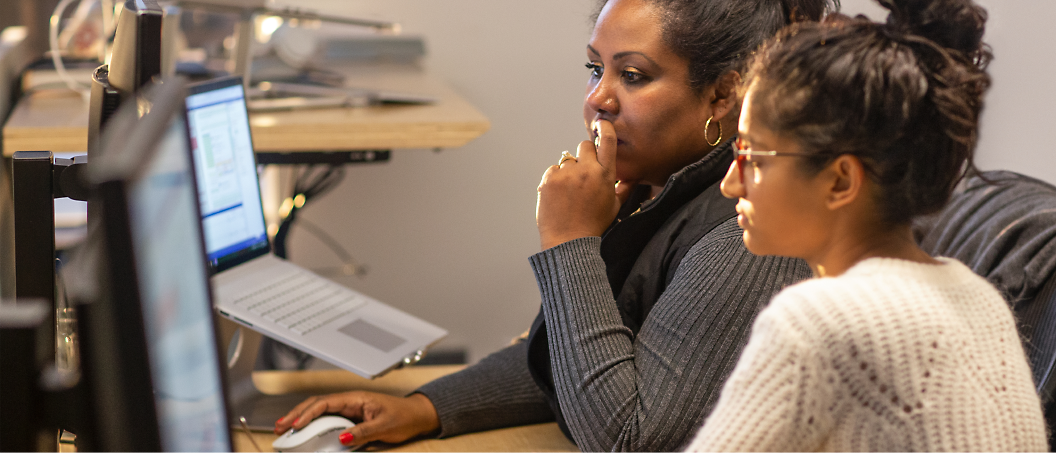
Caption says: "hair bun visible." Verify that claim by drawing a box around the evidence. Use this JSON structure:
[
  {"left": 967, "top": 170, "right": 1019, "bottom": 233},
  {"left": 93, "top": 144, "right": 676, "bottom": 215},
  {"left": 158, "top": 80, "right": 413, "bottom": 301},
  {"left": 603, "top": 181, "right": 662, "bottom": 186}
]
[
  {"left": 780, "top": 0, "right": 836, "bottom": 23},
  {"left": 878, "top": 0, "right": 988, "bottom": 62}
]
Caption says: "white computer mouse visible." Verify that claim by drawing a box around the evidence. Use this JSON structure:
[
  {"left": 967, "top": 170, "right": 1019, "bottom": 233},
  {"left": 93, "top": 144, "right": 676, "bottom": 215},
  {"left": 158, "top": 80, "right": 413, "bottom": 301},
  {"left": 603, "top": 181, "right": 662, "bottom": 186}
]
[{"left": 272, "top": 415, "right": 355, "bottom": 452}]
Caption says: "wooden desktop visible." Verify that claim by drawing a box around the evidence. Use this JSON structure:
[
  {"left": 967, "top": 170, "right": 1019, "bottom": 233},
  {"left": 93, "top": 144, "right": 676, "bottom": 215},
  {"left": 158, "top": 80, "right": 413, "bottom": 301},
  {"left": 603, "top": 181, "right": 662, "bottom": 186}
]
[
  {"left": 3, "top": 64, "right": 490, "bottom": 156},
  {"left": 54, "top": 365, "right": 577, "bottom": 452},
  {"left": 231, "top": 366, "right": 577, "bottom": 452}
]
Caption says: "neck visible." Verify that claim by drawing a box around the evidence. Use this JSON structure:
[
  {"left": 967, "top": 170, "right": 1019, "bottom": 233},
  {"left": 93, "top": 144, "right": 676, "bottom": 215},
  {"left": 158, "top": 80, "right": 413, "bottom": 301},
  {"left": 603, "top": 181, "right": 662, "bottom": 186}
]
[
  {"left": 648, "top": 134, "right": 732, "bottom": 199},
  {"left": 649, "top": 184, "right": 664, "bottom": 199},
  {"left": 807, "top": 221, "right": 939, "bottom": 278}
]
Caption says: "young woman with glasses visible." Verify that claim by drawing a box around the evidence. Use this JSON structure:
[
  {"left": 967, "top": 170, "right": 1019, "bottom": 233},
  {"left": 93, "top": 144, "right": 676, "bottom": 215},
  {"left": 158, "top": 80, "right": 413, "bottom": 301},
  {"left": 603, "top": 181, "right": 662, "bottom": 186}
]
[{"left": 685, "top": 0, "right": 1047, "bottom": 450}]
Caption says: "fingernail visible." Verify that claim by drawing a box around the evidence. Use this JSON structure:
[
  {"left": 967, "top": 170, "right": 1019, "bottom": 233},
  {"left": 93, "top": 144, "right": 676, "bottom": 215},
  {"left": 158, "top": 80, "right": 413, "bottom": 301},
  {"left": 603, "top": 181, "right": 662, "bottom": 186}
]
[
  {"left": 339, "top": 433, "right": 354, "bottom": 445},
  {"left": 276, "top": 417, "right": 284, "bottom": 424},
  {"left": 292, "top": 417, "right": 300, "bottom": 426}
]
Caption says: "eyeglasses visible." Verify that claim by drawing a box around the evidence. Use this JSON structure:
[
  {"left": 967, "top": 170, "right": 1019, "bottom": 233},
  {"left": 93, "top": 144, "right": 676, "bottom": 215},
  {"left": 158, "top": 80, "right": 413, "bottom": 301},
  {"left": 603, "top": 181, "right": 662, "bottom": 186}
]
[{"left": 732, "top": 137, "right": 817, "bottom": 182}]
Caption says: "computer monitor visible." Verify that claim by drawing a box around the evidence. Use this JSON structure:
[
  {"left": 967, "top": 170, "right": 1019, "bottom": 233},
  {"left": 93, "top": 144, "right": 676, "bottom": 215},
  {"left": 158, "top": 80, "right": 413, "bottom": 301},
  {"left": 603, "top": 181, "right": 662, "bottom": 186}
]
[
  {"left": 109, "top": 0, "right": 163, "bottom": 94},
  {"left": 88, "top": 0, "right": 163, "bottom": 155},
  {"left": 77, "top": 76, "right": 232, "bottom": 451}
]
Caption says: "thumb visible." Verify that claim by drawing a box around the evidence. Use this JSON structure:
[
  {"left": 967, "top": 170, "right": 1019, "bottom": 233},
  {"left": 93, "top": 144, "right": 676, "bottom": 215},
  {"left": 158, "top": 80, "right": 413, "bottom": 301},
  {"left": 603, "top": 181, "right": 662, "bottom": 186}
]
[{"left": 592, "top": 119, "right": 618, "bottom": 177}]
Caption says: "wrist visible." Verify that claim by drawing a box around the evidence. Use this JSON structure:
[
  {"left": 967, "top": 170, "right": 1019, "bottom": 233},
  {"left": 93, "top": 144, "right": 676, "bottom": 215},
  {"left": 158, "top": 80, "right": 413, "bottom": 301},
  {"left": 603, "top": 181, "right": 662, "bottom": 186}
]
[
  {"left": 406, "top": 393, "right": 440, "bottom": 435},
  {"left": 540, "top": 228, "right": 602, "bottom": 251}
]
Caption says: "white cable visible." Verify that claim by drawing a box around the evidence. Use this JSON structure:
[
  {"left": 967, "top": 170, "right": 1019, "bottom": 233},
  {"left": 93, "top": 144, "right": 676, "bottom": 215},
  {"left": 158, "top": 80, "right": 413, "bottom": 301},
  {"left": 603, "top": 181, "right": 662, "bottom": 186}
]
[
  {"left": 49, "top": 0, "right": 91, "bottom": 99},
  {"left": 99, "top": 0, "right": 115, "bottom": 63}
]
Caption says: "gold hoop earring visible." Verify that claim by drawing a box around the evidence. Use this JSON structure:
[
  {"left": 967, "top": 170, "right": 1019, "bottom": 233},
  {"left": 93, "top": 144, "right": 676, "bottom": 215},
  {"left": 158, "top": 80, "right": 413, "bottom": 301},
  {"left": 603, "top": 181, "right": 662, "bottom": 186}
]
[{"left": 705, "top": 116, "right": 722, "bottom": 147}]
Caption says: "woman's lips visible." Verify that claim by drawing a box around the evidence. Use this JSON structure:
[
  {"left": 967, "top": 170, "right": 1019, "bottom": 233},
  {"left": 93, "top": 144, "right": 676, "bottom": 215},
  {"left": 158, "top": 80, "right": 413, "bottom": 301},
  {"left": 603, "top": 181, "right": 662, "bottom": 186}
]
[{"left": 735, "top": 205, "right": 748, "bottom": 228}]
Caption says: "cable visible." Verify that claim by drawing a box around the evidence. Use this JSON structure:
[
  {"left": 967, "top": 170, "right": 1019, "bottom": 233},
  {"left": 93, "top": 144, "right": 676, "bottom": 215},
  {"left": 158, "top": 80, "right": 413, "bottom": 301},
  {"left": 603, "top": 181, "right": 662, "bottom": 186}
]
[
  {"left": 295, "top": 218, "right": 368, "bottom": 277},
  {"left": 272, "top": 163, "right": 346, "bottom": 259},
  {"left": 49, "top": 0, "right": 92, "bottom": 98},
  {"left": 99, "top": 0, "right": 115, "bottom": 63}
]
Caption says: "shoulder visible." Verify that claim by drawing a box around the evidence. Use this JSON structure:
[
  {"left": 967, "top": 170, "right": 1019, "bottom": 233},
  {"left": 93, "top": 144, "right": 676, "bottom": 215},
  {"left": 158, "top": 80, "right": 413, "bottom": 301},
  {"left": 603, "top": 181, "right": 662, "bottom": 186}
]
[
  {"left": 695, "top": 216, "right": 744, "bottom": 244},
  {"left": 681, "top": 217, "right": 810, "bottom": 279},
  {"left": 767, "top": 257, "right": 1010, "bottom": 335}
]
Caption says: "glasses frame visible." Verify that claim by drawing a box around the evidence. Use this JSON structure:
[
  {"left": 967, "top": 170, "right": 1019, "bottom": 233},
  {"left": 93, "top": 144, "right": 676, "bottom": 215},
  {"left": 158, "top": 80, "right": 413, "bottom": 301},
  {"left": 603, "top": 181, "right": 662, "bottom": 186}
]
[{"left": 732, "top": 137, "right": 818, "bottom": 182}]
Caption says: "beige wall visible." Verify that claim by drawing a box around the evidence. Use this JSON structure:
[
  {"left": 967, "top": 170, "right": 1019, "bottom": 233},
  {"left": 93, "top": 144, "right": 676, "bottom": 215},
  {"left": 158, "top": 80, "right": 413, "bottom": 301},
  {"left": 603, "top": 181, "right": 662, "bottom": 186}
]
[
  {"left": 839, "top": 0, "right": 1056, "bottom": 184},
  {"left": 284, "top": 0, "right": 596, "bottom": 363},
  {"left": 285, "top": 0, "right": 1056, "bottom": 364}
]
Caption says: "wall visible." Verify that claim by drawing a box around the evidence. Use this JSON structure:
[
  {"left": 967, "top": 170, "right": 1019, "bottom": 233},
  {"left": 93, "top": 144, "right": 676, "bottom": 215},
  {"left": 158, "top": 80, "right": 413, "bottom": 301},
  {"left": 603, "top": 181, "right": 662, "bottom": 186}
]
[
  {"left": 839, "top": 0, "right": 1056, "bottom": 184},
  {"left": 283, "top": 0, "right": 596, "bottom": 363},
  {"left": 285, "top": 0, "right": 1056, "bottom": 364}
]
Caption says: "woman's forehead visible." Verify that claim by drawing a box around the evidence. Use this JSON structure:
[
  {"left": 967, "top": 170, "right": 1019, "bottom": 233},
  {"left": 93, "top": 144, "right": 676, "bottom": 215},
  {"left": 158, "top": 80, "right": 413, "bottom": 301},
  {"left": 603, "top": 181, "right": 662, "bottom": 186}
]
[{"left": 590, "top": 0, "right": 667, "bottom": 58}]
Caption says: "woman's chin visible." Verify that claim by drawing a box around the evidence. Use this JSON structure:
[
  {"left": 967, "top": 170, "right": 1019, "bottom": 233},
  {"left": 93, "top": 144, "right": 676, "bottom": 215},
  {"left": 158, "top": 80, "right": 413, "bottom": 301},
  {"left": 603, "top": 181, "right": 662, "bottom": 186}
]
[{"left": 741, "top": 232, "right": 769, "bottom": 257}]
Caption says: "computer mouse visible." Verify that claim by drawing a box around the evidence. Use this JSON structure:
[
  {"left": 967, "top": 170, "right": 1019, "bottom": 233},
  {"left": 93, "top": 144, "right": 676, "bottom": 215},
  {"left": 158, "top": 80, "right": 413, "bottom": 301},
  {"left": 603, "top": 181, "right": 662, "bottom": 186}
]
[{"left": 272, "top": 415, "right": 355, "bottom": 452}]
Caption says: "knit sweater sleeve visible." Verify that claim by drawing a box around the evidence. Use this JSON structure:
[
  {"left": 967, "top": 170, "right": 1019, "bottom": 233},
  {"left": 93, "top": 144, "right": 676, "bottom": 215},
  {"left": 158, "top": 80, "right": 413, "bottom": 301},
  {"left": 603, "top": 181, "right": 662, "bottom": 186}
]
[
  {"left": 415, "top": 340, "right": 555, "bottom": 437},
  {"left": 528, "top": 217, "right": 810, "bottom": 451},
  {"left": 686, "top": 292, "right": 829, "bottom": 452}
]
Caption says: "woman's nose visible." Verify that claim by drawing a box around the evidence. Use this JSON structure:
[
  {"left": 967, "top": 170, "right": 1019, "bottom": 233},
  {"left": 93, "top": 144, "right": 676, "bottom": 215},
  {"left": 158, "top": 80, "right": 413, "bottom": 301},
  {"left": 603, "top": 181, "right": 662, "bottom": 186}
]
[
  {"left": 585, "top": 77, "right": 618, "bottom": 115},
  {"left": 720, "top": 161, "right": 746, "bottom": 199}
]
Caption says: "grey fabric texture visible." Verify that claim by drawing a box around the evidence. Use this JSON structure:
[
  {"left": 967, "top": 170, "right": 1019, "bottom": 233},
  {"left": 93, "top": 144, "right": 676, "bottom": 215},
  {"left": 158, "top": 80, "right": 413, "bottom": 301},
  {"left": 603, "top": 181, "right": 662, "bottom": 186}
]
[
  {"left": 914, "top": 170, "right": 1056, "bottom": 304},
  {"left": 529, "top": 219, "right": 811, "bottom": 451},
  {"left": 913, "top": 170, "right": 1056, "bottom": 432},
  {"left": 415, "top": 340, "right": 555, "bottom": 437}
]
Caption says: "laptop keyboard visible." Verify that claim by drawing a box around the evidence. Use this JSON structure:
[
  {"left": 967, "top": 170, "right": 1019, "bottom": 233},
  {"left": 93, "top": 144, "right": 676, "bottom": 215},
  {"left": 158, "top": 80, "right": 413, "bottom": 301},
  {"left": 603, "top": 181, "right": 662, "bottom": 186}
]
[{"left": 232, "top": 271, "right": 367, "bottom": 335}]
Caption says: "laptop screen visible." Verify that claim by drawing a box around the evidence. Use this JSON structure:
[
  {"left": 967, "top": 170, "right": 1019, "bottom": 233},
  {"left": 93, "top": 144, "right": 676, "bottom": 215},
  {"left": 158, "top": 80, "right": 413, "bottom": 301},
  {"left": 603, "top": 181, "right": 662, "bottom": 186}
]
[
  {"left": 127, "top": 107, "right": 231, "bottom": 451},
  {"left": 185, "top": 78, "right": 269, "bottom": 271}
]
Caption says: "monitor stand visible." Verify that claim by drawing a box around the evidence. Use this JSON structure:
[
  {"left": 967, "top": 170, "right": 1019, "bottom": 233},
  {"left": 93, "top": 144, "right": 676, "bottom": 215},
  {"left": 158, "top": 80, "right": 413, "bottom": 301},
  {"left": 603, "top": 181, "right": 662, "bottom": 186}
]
[{"left": 217, "top": 317, "right": 318, "bottom": 431}]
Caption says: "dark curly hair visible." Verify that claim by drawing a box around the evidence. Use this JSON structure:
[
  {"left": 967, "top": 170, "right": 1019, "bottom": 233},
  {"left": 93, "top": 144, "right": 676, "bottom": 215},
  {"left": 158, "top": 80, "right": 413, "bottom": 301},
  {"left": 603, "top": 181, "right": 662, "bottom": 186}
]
[
  {"left": 744, "top": 0, "right": 992, "bottom": 225},
  {"left": 592, "top": 0, "right": 840, "bottom": 92}
]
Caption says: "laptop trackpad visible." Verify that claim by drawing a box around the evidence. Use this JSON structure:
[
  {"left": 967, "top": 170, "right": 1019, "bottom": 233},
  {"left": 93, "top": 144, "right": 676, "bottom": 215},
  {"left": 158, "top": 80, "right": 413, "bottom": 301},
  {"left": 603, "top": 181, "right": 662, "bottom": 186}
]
[{"left": 338, "top": 319, "right": 406, "bottom": 353}]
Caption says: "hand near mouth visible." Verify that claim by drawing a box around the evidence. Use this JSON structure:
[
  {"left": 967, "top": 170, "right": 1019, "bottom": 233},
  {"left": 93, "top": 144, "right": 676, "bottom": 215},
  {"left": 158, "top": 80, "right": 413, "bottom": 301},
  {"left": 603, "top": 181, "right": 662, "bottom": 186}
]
[{"left": 536, "top": 119, "right": 632, "bottom": 250}]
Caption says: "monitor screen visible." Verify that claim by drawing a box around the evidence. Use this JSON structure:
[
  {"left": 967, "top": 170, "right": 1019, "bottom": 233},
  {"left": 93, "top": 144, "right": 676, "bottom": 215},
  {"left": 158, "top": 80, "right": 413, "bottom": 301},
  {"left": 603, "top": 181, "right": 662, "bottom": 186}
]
[
  {"left": 126, "top": 110, "right": 231, "bottom": 452},
  {"left": 185, "top": 80, "right": 269, "bottom": 270}
]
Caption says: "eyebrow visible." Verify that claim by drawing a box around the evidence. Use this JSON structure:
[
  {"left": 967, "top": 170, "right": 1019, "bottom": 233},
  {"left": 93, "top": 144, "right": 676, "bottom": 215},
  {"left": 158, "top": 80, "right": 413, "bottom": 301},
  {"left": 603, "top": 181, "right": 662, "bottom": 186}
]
[{"left": 586, "top": 45, "right": 659, "bottom": 66}]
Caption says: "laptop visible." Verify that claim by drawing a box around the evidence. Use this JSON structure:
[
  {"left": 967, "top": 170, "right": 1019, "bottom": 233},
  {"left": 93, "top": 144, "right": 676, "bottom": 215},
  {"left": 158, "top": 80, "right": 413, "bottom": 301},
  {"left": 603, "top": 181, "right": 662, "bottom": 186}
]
[{"left": 184, "top": 76, "right": 447, "bottom": 379}]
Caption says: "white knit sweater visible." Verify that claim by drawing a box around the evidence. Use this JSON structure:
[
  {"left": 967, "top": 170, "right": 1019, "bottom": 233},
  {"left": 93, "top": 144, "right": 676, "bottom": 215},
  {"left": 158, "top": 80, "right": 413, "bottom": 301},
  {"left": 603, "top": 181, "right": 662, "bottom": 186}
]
[{"left": 687, "top": 257, "right": 1047, "bottom": 451}]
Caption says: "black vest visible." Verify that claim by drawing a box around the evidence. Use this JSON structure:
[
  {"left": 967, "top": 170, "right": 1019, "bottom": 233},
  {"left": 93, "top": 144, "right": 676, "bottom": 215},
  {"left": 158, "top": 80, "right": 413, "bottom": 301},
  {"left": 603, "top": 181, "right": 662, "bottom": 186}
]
[{"left": 526, "top": 139, "right": 738, "bottom": 440}]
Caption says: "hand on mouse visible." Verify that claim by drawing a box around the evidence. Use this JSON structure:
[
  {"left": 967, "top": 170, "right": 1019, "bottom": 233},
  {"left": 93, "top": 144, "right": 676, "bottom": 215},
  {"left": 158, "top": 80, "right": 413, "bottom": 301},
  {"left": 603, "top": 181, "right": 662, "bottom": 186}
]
[
  {"left": 536, "top": 119, "right": 635, "bottom": 250},
  {"left": 274, "top": 391, "right": 440, "bottom": 447}
]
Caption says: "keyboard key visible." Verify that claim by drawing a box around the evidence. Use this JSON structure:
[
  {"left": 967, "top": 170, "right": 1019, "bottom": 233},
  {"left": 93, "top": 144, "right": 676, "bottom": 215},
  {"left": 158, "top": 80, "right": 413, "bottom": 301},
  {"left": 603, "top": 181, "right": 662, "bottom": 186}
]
[{"left": 232, "top": 270, "right": 368, "bottom": 335}]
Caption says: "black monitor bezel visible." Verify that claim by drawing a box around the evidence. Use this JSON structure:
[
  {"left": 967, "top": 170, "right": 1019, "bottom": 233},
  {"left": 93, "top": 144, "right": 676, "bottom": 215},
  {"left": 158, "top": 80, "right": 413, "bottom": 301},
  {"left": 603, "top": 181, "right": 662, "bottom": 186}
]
[
  {"left": 108, "top": 0, "right": 163, "bottom": 95},
  {"left": 85, "top": 76, "right": 234, "bottom": 452}
]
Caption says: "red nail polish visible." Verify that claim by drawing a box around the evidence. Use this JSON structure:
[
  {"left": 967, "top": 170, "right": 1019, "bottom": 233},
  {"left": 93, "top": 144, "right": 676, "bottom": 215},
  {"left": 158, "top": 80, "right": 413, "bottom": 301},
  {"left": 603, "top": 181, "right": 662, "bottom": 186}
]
[
  {"left": 292, "top": 417, "right": 300, "bottom": 425},
  {"left": 276, "top": 417, "right": 284, "bottom": 424},
  {"left": 339, "top": 433, "right": 354, "bottom": 445}
]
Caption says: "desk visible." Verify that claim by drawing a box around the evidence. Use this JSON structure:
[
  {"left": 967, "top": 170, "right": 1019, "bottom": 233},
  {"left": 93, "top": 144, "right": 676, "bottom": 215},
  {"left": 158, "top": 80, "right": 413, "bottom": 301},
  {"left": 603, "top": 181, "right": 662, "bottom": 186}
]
[
  {"left": 3, "top": 65, "right": 490, "bottom": 155},
  {"left": 235, "top": 423, "right": 575, "bottom": 452},
  {"left": 231, "top": 366, "right": 578, "bottom": 452},
  {"left": 241, "top": 367, "right": 578, "bottom": 451}
]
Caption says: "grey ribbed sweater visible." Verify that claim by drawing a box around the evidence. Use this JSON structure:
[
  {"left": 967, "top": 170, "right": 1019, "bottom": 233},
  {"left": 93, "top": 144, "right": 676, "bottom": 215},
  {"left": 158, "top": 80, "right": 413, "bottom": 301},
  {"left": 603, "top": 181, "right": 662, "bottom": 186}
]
[
  {"left": 529, "top": 219, "right": 809, "bottom": 451},
  {"left": 418, "top": 217, "right": 810, "bottom": 451}
]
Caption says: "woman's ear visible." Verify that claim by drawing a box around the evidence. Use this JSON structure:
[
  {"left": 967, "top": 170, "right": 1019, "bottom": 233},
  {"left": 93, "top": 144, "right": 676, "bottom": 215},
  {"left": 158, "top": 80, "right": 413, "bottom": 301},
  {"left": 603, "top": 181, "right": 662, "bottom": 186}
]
[
  {"left": 825, "top": 154, "right": 865, "bottom": 211},
  {"left": 710, "top": 70, "right": 742, "bottom": 121}
]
